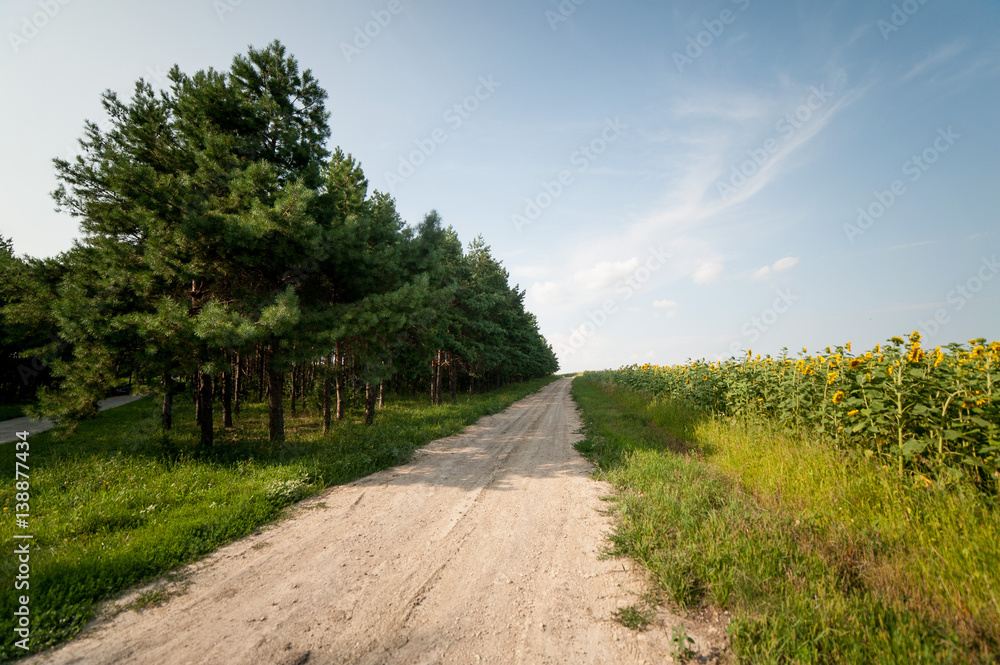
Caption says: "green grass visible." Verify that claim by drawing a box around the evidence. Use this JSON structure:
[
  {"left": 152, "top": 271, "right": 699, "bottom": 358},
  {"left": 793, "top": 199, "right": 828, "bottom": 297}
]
[
  {"left": 613, "top": 602, "right": 656, "bottom": 630},
  {"left": 0, "top": 404, "right": 27, "bottom": 421},
  {"left": 572, "top": 375, "right": 1000, "bottom": 664},
  {"left": 0, "top": 377, "right": 556, "bottom": 660}
]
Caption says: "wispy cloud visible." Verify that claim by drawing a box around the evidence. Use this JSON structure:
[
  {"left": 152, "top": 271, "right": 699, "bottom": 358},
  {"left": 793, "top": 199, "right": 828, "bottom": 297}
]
[
  {"left": 672, "top": 93, "right": 776, "bottom": 122},
  {"left": 714, "top": 83, "right": 867, "bottom": 210},
  {"left": 888, "top": 241, "right": 933, "bottom": 251},
  {"left": 903, "top": 41, "right": 968, "bottom": 81},
  {"left": 631, "top": 76, "right": 867, "bottom": 247}
]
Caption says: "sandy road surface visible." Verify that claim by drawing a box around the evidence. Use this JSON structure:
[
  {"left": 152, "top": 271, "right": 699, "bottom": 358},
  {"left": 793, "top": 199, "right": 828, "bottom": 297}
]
[{"left": 27, "top": 379, "right": 727, "bottom": 665}]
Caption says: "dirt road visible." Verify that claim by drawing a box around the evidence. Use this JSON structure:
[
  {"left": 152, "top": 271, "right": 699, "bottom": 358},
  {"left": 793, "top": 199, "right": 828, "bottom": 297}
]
[{"left": 27, "top": 379, "right": 726, "bottom": 664}]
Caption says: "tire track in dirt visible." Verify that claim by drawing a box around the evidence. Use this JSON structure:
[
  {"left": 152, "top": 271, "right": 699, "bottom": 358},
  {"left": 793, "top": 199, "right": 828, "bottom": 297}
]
[{"left": 26, "top": 378, "right": 728, "bottom": 665}]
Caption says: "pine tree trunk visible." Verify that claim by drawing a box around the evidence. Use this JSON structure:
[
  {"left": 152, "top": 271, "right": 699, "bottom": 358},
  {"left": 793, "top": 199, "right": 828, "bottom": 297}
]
[
  {"left": 435, "top": 350, "right": 444, "bottom": 406},
  {"left": 161, "top": 373, "right": 173, "bottom": 431},
  {"left": 256, "top": 345, "right": 265, "bottom": 402},
  {"left": 335, "top": 345, "right": 345, "bottom": 421},
  {"left": 193, "top": 372, "right": 200, "bottom": 425},
  {"left": 449, "top": 353, "right": 457, "bottom": 402},
  {"left": 364, "top": 383, "right": 376, "bottom": 425},
  {"left": 222, "top": 370, "right": 234, "bottom": 429},
  {"left": 322, "top": 368, "right": 332, "bottom": 436},
  {"left": 233, "top": 352, "right": 242, "bottom": 415},
  {"left": 290, "top": 364, "right": 297, "bottom": 415},
  {"left": 378, "top": 381, "right": 384, "bottom": 409},
  {"left": 266, "top": 349, "right": 285, "bottom": 444},
  {"left": 197, "top": 369, "right": 214, "bottom": 447},
  {"left": 430, "top": 356, "right": 437, "bottom": 405}
]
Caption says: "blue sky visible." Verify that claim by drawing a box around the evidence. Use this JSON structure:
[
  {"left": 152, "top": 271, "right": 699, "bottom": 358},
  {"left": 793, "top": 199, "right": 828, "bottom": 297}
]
[{"left": 1, "top": 0, "right": 998, "bottom": 372}]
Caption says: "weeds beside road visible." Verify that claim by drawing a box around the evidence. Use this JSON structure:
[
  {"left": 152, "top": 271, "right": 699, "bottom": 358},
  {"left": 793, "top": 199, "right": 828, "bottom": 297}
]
[{"left": 572, "top": 375, "right": 999, "bottom": 664}]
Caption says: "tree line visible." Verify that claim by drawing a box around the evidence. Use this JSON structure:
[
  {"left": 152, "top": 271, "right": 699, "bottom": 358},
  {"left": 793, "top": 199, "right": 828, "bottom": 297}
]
[{"left": 0, "top": 41, "right": 558, "bottom": 445}]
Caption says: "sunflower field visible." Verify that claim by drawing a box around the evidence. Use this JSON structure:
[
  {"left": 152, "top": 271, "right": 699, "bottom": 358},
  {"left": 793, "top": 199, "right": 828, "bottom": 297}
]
[{"left": 598, "top": 333, "right": 1000, "bottom": 495}]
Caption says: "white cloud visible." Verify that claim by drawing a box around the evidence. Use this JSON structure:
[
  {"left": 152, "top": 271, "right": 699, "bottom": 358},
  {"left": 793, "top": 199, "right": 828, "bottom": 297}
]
[
  {"left": 573, "top": 258, "right": 639, "bottom": 290},
  {"left": 653, "top": 299, "right": 678, "bottom": 309},
  {"left": 508, "top": 264, "right": 553, "bottom": 281},
  {"left": 752, "top": 256, "right": 799, "bottom": 280},
  {"left": 772, "top": 256, "right": 800, "bottom": 272},
  {"left": 693, "top": 262, "right": 723, "bottom": 285},
  {"left": 528, "top": 281, "right": 566, "bottom": 305}
]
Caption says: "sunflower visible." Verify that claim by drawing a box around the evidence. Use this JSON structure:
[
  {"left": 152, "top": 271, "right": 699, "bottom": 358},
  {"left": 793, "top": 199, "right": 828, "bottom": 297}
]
[{"left": 832, "top": 391, "right": 846, "bottom": 405}]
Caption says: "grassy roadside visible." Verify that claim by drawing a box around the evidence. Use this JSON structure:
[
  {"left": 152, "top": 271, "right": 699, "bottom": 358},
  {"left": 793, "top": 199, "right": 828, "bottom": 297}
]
[
  {"left": 571, "top": 375, "right": 999, "bottom": 664},
  {"left": 0, "top": 377, "right": 556, "bottom": 660}
]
